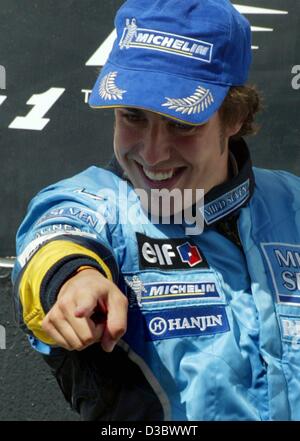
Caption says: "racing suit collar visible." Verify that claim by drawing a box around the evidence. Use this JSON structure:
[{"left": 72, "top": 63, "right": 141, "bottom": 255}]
[{"left": 202, "top": 137, "right": 255, "bottom": 227}]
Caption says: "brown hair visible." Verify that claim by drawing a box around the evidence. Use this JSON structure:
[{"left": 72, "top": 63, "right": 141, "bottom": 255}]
[{"left": 219, "top": 85, "right": 262, "bottom": 139}]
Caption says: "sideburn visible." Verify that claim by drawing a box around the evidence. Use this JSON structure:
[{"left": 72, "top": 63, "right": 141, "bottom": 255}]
[{"left": 219, "top": 125, "right": 227, "bottom": 155}]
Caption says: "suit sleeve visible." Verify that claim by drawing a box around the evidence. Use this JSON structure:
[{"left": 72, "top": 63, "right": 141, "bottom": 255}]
[{"left": 12, "top": 168, "right": 121, "bottom": 345}]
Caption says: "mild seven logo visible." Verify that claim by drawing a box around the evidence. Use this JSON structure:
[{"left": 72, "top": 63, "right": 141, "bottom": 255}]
[
  {"left": 119, "top": 18, "right": 213, "bottom": 63},
  {"left": 204, "top": 179, "right": 250, "bottom": 225},
  {"left": 261, "top": 243, "right": 300, "bottom": 305}
]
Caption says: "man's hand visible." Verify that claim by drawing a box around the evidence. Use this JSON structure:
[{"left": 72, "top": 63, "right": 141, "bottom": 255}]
[{"left": 41, "top": 268, "right": 128, "bottom": 352}]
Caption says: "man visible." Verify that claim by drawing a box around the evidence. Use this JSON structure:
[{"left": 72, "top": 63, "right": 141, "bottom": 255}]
[{"left": 12, "top": 0, "right": 300, "bottom": 421}]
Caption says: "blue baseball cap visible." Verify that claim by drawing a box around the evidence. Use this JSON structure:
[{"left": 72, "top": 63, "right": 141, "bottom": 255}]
[{"left": 89, "top": 0, "right": 252, "bottom": 125}]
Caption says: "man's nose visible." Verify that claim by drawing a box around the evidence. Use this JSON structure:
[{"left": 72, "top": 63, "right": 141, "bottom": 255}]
[{"left": 138, "top": 121, "right": 171, "bottom": 166}]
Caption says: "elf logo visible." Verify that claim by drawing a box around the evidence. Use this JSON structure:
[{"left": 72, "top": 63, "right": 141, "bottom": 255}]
[
  {"left": 177, "top": 243, "right": 203, "bottom": 267},
  {"left": 137, "top": 233, "right": 208, "bottom": 270}
]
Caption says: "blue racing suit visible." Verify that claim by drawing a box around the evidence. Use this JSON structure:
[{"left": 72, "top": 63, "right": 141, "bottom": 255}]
[{"left": 12, "top": 139, "right": 300, "bottom": 420}]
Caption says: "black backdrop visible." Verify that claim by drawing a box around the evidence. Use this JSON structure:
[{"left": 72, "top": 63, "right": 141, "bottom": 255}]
[{"left": 0, "top": 0, "right": 299, "bottom": 421}]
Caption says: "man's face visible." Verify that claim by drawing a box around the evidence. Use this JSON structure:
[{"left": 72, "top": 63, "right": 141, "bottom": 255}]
[{"left": 113, "top": 108, "right": 230, "bottom": 196}]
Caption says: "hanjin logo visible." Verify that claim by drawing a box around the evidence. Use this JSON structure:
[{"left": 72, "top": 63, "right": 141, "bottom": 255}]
[
  {"left": 144, "top": 306, "right": 230, "bottom": 341},
  {"left": 149, "top": 317, "right": 168, "bottom": 336},
  {"left": 137, "top": 233, "right": 208, "bottom": 270}
]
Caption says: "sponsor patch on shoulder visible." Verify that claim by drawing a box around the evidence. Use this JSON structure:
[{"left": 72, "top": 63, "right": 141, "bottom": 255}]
[
  {"left": 18, "top": 229, "right": 97, "bottom": 267},
  {"left": 37, "top": 206, "right": 103, "bottom": 229},
  {"left": 279, "top": 315, "right": 300, "bottom": 348},
  {"left": 261, "top": 243, "right": 300, "bottom": 305},
  {"left": 143, "top": 306, "right": 229, "bottom": 341}
]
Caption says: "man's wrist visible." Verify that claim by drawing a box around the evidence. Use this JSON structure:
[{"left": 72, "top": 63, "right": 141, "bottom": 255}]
[{"left": 40, "top": 256, "right": 106, "bottom": 313}]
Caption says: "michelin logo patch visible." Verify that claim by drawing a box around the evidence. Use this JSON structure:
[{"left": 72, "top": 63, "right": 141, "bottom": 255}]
[
  {"left": 204, "top": 180, "right": 250, "bottom": 225},
  {"left": 261, "top": 243, "right": 300, "bottom": 305},
  {"left": 119, "top": 18, "right": 213, "bottom": 63},
  {"left": 144, "top": 306, "right": 229, "bottom": 341},
  {"left": 125, "top": 275, "right": 220, "bottom": 307}
]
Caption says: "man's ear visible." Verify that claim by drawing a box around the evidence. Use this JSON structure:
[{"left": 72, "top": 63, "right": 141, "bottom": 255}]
[{"left": 225, "top": 120, "right": 243, "bottom": 138}]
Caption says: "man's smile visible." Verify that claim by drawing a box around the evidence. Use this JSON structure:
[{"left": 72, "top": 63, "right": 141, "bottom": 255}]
[{"left": 133, "top": 160, "right": 187, "bottom": 190}]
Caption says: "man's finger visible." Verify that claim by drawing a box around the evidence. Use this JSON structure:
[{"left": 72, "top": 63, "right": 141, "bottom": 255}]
[
  {"left": 41, "top": 320, "right": 73, "bottom": 351},
  {"left": 49, "top": 317, "right": 87, "bottom": 350},
  {"left": 76, "top": 323, "right": 106, "bottom": 351},
  {"left": 64, "top": 312, "right": 106, "bottom": 347},
  {"left": 74, "top": 296, "right": 98, "bottom": 318},
  {"left": 101, "top": 288, "right": 128, "bottom": 352}
]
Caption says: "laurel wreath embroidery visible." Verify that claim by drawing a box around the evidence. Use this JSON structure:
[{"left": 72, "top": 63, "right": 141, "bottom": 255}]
[
  {"left": 99, "top": 72, "right": 127, "bottom": 101},
  {"left": 162, "top": 86, "right": 214, "bottom": 115}
]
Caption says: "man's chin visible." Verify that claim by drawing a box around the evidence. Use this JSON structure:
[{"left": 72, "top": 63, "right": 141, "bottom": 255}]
[{"left": 134, "top": 186, "right": 202, "bottom": 220}]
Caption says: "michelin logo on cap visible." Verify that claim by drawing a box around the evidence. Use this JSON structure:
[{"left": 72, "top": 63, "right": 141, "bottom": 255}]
[{"left": 119, "top": 18, "right": 213, "bottom": 63}]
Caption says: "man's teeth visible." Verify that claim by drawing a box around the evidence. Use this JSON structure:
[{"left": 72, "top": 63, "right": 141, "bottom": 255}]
[{"left": 143, "top": 168, "right": 175, "bottom": 181}]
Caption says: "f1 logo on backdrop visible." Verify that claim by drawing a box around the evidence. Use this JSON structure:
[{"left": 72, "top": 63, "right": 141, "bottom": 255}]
[
  {"left": 137, "top": 233, "right": 208, "bottom": 270},
  {"left": 0, "top": 3, "right": 290, "bottom": 131}
]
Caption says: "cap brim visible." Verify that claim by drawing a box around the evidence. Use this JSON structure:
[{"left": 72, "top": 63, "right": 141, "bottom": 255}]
[{"left": 89, "top": 62, "right": 229, "bottom": 125}]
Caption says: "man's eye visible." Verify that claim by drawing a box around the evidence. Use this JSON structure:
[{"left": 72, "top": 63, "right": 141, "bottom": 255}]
[{"left": 122, "top": 112, "right": 145, "bottom": 122}]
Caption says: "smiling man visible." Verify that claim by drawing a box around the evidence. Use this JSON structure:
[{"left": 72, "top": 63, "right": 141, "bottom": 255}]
[
  {"left": 113, "top": 108, "right": 232, "bottom": 194},
  {"left": 12, "top": 0, "right": 300, "bottom": 421}
]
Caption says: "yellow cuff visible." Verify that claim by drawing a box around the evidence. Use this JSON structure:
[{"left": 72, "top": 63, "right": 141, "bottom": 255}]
[{"left": 19, "top": 240, "right": 112, "bottom": 344}]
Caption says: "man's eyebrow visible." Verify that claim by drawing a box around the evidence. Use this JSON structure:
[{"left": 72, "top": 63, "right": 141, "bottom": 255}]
[
  {"left": 122, "top": 108, "right": 142, "bottom": 114},
  {"left": 121, "top": 107, "right": 206, "bottom": 127},
  {"left": 161, "top": 115, "right": 206, "bottom": 127}
]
